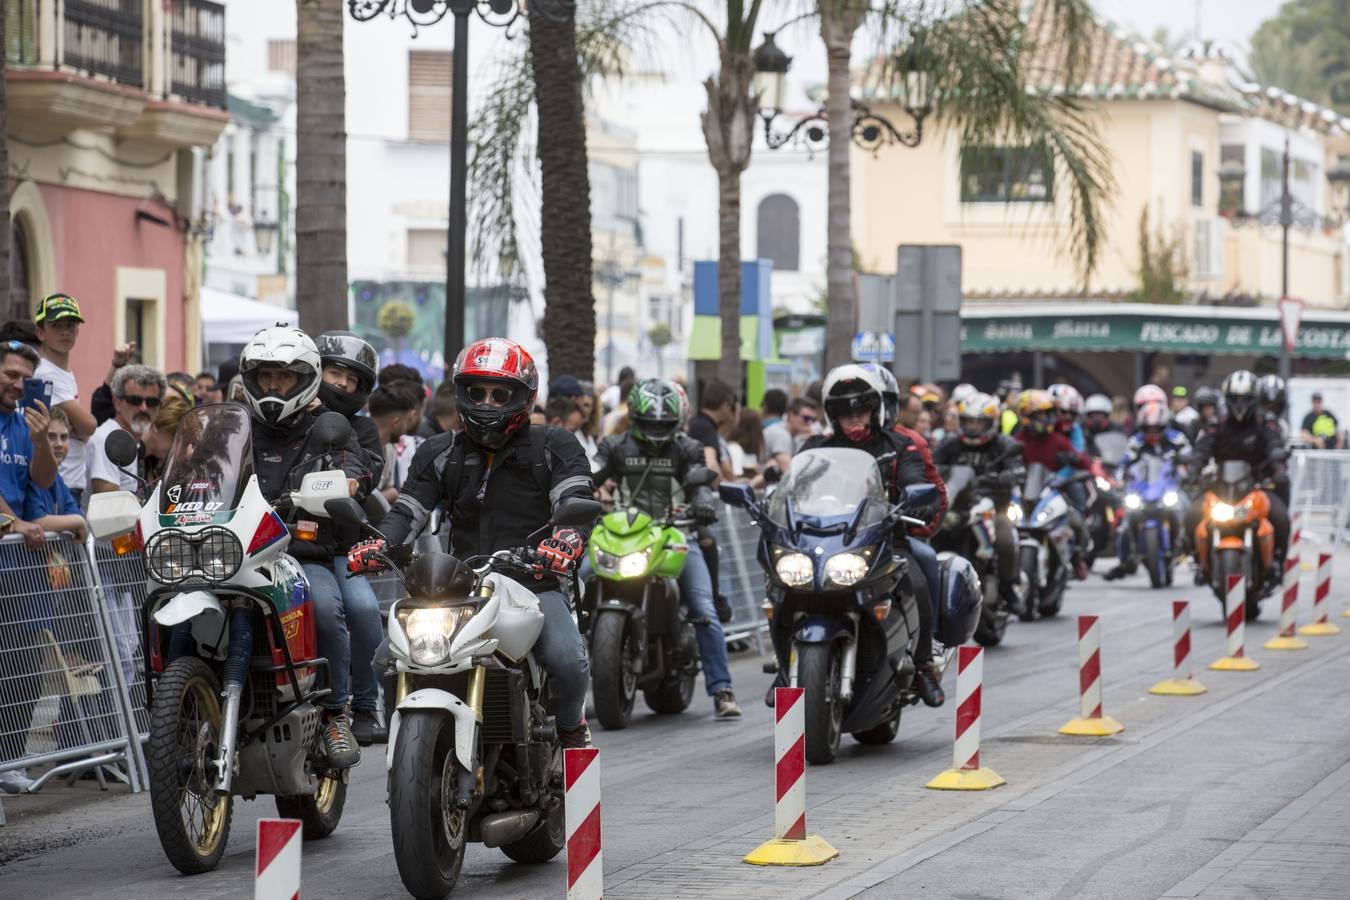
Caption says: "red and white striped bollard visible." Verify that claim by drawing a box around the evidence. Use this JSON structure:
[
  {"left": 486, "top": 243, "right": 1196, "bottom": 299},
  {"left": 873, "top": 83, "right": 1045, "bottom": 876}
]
[
  {"left": 1266, "top": 555, "right": 1309, "bottom": 650},
  {"left": 1150, "top": 601, "right": 1207, "bottom": 695},
  {"left": 1300, "top": 552, "right": 1341, "bottom": 636},
  {"left": 1059, "top": 615, "right": 1124, "bottom": 736},
  {"left": 927, "top": 645, "right": 1005, "bottom": 789},
  {"left": 743, "top": 687, "right": 838, "bottom": 866},
  {"left": 1210, "top": 573, "right": 1261, "bottom": 670},
  {"left": 255, "top": 818, "right": 302, "bottom": 900},
  {"left": 564, "top": 748, "right": 602, "bottom": 900}
]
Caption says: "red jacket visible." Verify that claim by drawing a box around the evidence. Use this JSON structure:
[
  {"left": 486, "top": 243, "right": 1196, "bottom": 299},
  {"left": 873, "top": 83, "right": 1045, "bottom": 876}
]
[
  {"left": 894, "top": 425, "right": 947, "bottom": 538},
  {"left": 1017, "top": 430, "right": 1089, "bottom": 470}
]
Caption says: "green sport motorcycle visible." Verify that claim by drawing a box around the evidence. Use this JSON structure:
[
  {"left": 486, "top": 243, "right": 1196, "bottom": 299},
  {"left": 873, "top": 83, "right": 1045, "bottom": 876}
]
[{"left": 583, "top": 471, "right": 716, "bottom": 730}]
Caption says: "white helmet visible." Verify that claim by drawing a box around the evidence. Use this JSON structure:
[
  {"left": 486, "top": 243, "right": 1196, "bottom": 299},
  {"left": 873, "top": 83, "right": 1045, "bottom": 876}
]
[
  {"left": 239, "top": 326, "right": 322, "bottom": 426},
  {"left": 821, "top": 364, "right": 886, "bottom": 441},
  {"left": 1084, "top": 393, "right": 1112, "bottom": 416},
  {"left": 950, "top": 383, "right": 978, "bottom": 407},
  {"left": 1046, "top": 383, "right": 1083, "bottom": 415},
  {"left": 1133, "top": 384, "right": 1166, "bottom": 411}
]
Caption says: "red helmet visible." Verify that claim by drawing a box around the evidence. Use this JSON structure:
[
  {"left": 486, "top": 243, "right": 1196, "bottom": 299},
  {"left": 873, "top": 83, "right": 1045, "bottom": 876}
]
[
  {"left": 1137, "top": 401, "right": 1169, "bottom": 446},
  {"left": 452, "top": 338, "right": 538, "bottom": 449}
]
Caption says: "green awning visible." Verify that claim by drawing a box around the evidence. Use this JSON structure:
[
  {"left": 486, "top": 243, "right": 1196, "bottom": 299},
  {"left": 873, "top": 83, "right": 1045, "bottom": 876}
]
[{"left": 688, "top": 315, "right": 786, "bottom": 363}]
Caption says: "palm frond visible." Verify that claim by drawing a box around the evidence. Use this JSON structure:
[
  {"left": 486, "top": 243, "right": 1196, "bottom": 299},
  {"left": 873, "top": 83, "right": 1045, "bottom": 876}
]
[{"left": 466, "top": 41, "right": 533, "bottom": 282}]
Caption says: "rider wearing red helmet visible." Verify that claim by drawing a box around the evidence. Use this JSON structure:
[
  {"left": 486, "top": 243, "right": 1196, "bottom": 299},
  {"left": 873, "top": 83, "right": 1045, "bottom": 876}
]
[{"left": 349, "top": 338, "right": 598, "bottom": 747}]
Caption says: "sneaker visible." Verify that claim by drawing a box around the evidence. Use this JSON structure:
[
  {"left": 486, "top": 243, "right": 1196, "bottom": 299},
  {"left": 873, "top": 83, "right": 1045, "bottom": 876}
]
[
  {"left": 0, "top": 769, "right": 35, "bottom": 794},
  {"left": 319, "top": 713, "right": 361, "bottom": 769},
  {"left": 1103, "top": 564, "right": 1129, "bottom": 582},
  {"left": 914, "top": 664, "right": 945, "bottom": 708},
  {"left": 714, "top": 690, "right": 742, "bottom": 719},
  {"left": 559, "top": 722, "right": 593, "bottom": 750},
  {"left": 713, "top": 594, "right": 734, "bottom": 624},
  {"left": 350, "top": 708, "right": 387, "bottom": 746},
  {"left": 764, "top": 672, "right": 788, "bottom": 708}
]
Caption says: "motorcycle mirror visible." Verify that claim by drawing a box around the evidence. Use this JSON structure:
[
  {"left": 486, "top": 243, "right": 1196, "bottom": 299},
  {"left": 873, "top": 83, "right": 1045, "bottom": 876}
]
[
  {"left": 105, "top": 429, "right": 139, "bottom": 468},
  {"left": 718, "top": 482, "right": 755, "bottom": 509},
  {"left": 362, "top": 491, "right": 390, "bottom": 526},
  {"left": 901, "top": 483, "right": 938, "bottom": 510},
  {"left": 324, "top": 497, "right": 366, "bottom": 528},
  {"left": 311, "top": 410, "right": 353, "bottom": 451},
  {"left": 683, "top": 466, "right": 717, "bottom": 489},
  {"left": 551, "top": 497, "right": 603, "bottom": 528}
]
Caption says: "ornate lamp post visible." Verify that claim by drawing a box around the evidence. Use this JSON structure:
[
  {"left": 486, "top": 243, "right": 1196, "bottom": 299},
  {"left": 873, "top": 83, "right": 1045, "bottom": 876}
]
[
  {"left": 752, "top": 29, "right": 934, "bottom": 153},
  {"left": 347, "top": 0, "right": 575, "bottom": 362}
]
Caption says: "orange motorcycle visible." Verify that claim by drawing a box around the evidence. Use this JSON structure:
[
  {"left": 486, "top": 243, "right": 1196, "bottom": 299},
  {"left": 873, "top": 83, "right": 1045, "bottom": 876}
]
[{"left": 1194, "top": 460, "right": 1274, "bottom": 621}]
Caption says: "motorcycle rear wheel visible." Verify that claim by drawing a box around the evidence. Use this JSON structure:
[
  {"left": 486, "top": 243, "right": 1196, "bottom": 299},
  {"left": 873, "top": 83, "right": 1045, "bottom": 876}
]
[
  {"left": 798, "top": 643, "right": 843, "bottom": 764},
  {"left": 590, "top": 611, "right": 637, "bottom": 730},
  {"left": 973, "top": 572, "right": 1008, "bottom": 647},
  {"left": 389, "top": 711, "right": 466, "bottom": 900},
  {"left": 1017, "top": 545, "right": 1040, "bottom": 622},
  {"left": 851, "top": 709, "right": 901, "bottom": 745}
]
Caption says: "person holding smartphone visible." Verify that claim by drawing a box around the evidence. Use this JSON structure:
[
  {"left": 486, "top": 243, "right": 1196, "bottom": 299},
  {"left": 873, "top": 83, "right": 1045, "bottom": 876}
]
[{"left": 0, "top": 340, "right": 56, "bottom": 545}]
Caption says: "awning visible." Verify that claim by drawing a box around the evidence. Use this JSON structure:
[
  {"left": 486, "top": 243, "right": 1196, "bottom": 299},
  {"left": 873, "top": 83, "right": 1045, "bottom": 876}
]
[
  {"left": 200, "top": 287, "right": 297, "bottom": 344},
  {"left": 960, "top": 302, "right": 1350, "bottom": 358}
]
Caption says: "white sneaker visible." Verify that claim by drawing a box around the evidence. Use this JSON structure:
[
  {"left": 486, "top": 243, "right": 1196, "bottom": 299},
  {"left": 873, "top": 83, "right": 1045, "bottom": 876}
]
[{"left": 0, "top": 769, "right": 36, "bottom": 794}]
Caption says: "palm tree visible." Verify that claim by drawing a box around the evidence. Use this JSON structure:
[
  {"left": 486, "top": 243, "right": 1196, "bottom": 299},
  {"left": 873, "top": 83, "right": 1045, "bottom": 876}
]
[
  {"left": 0, "top": 8, "right": 10, "bottom": 312},
  {"left": 296, "top": 0, "right": 348, "bottom": 333}
]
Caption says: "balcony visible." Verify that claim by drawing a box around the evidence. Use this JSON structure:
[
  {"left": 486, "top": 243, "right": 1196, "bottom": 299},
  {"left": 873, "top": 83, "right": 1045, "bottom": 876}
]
[
  {"left": 170, "top": 0, "right": 225, "bottom": 109},
  {"left": 63, "top": 0, "right": 144, "bottom": 88}
]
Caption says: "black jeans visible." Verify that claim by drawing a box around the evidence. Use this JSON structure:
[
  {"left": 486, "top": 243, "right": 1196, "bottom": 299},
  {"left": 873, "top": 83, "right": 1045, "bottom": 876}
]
[{"left": 993, "top": 514, "right": 1017, "bottom": 587}]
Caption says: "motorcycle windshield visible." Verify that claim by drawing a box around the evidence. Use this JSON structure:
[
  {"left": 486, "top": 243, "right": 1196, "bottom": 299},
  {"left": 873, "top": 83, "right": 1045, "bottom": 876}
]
[
  {"left": 1024, "top": 463, "right": 1048, "bottom": 499},
  {"left": 1095, "top": 432, "right": 1128, "bottom": 467},
  {"left": 1220, "top": 460, "right": 1252, "bottom": 484},
  {"left": 158, "top": 403, "right": 255, "bottom": 515},
  {"left": 767, "top": 448, "right": 889, "bottom": 528},
  {"left": 945, "top": 465, "right": 976, "bottom": 500}
]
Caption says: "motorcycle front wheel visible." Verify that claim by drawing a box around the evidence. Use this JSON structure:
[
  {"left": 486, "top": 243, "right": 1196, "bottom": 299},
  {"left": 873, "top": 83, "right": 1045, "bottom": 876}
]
[
  {"left": 643, "top": 620, "right": 697, "bottom": 715},
  {"left": 798, "top": 642, "right": 843, "bottom": 764},
  {"left": 389, "top": 711, "right": 467, "bottom": 900},
  {"left": 590, "top": 611, "right": 638, "bottom": 730},
  {"left": 147, "top": 656, "right": 232, "bottom": 875},
  {"left": 1142, "top": 527, "right": 1166, "bottom": 589},
  {"left": 1017, "top": 545, "right": 1040, "bottom": 622}
]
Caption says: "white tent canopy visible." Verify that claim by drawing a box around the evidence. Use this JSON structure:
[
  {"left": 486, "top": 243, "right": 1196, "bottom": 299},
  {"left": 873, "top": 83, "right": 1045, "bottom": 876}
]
[{"left": 200, "top": 287, "right": 297, "bottom": 345}]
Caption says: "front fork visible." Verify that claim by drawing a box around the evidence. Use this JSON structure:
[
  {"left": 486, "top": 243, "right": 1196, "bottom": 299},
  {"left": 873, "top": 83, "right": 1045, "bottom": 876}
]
[{"left": 213, "top": 607, "right": 253, "bottom": 795}]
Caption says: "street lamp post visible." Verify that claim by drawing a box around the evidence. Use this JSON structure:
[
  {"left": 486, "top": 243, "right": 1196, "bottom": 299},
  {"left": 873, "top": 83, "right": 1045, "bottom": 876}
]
[{"left": 347, "top": 0, "right": 575, "bottom": 364}]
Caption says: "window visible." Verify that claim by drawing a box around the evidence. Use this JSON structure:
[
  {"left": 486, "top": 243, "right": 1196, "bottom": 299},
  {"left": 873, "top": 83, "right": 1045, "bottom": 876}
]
[
  {"left": 125, "top": 300, "right": 148, "bottom": 364},
  {"left": 408, "top": 50, "right": 452, "bottom": 142},
  {"left": 407, "top": 229, "right": 447, "bottom": 270},
  {"left": 267, "top": 39, "right": 296, "bottom": 74},
  {"left": 960, "top": 146, "right": 1053, "bottom": 202},
  {"left": 756, "top": 194, "right": 800, "bottom": 271},
  {"left": 1191, "top": 150, "right": 1203, "bottom": 208},
  {"left": 1219, "top": 144, "right": 1244, "bottom": 214}
]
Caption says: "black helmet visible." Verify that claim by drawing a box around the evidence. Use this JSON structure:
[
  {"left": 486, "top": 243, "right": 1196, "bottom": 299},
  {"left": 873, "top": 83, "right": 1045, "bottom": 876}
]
[
  {"left": 1222, "top": 370, "right": 1259, "bottom": 423},
  {"left": 1257, "top": 374, "right": 1287, "bottom": 413},
  {"left": 316, "top": 331, "right": 378, "bottom": 417},
  {"left": 1193, "top": 385, "right": 1221, "bottom": 412},
  {"left": 628, "top": 378, "right": 687, "bottom": 446}
]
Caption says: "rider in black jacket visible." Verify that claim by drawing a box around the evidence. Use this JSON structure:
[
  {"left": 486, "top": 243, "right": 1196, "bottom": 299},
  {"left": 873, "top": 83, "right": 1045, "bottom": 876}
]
[
  {"left": 590, "top": 378, "right": 741, "bottom": 719},
  {"left": 348, "top": 339, "right": 598, "bottom": 748},
  {"left": 933, "top": 392, "right": 1024, "bottom": 612},
  {"left": 240, "top": 327, "right": 372, "bottom": 768}
]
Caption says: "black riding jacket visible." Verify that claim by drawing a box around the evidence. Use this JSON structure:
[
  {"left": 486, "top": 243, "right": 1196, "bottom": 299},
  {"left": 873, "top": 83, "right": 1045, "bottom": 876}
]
[
  {"left": 799, "top": 429, "right": 945, "bottom": 535},
  {"left": 591, "top": 432, "right": 714, "bottom": 520},
  {"left": 932, "top": 434, "right": 1025, "bottom": 507},
  {"left": 1188, "top": 415, "right": 1288, "bottom": 486}
]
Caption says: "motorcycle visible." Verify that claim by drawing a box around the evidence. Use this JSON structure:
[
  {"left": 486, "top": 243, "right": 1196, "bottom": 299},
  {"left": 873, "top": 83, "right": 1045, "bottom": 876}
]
[
  {"left": 721, "top": 447, "right": 979, "bottom": 765},
  {"left": 86, "top": 404, "right": 357, "bottom": 875},
  {"left": 1193, "top": 460, "right": 1273, "bottom": 620},
  {"left": 371, "top": 497, "right": 602, "bottom": 900},
  {"left": 1015, "top": 462, "right": 1089, "bottom": 621},
  {"left": 933, "top": 464, "right": 1021, "bottom": 647},
  {"left": 1121, "top": 455, "right": 1182, "bottom": 588},
  {"left": 1087, "top": 431, "right": 1129, "bottom": 567},
  {"left": 582, "top": 468, "right": 716, "bottom": 730}
]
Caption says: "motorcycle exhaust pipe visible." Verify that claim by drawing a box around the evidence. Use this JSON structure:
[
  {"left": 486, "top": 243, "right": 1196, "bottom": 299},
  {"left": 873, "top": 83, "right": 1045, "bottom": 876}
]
[{"left": 479, "top": 809, "right": 541, "bottom": 848}]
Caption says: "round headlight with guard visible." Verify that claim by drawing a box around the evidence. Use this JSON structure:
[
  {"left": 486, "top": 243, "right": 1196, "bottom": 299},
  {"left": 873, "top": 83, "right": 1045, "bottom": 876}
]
[
  {"left": 146, "top": 531, "right": 194, "bottom": 584},
  {"left": 197, "top": 528, "right": 242, "bottom": 582}
]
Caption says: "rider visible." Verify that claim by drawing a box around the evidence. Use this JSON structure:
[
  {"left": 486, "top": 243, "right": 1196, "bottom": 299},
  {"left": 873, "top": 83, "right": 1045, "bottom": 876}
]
[
  {"left": 1082, "top": 393, "right": 1122, "bottom": 458},
  {"left": 1048, "top": 384, "right": 1091, "bottom": 513},
  {"left": 238, "top": 326, "right": 372, "bottom": 768},
  {"left": 348, "top": 338, "right": 598, "bottom": 748},
  {"left": 1186, "top": 386, "right": 1223, "bottom": 443},
  {"left": 1258, "top": 374, "right": 1289, "bottom": 440},
  {"left": 315, "top": 330, "right": 387, "bottom": 745},
  {"left": 933, "top": 392, "right": 1025, "bottom": 613},
  {"left": 1015, "top": 389, "right": 1092, "bottom": 580},
  {"left": 588, "top": 378, "right": 742, "bottom": 719},
  {"left": 1103, "top": 401, "right": 1190, "bottom": 581},
  {"left": 798, "top": 365, "right": 947, "bottom": 707},
  {"left": 1184, "top": 370, "right": 1290, "bottom": 592}
]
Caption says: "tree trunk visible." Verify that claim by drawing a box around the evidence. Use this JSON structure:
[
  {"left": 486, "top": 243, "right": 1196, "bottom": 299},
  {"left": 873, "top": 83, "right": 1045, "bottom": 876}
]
[
  {"left": 296, "top": 0, "right": 347, "bottom": 334},
  {"left": 529, "top": 7, "right": 595, "bottom": 382},
  {"left": 0, "top": 9, "right": 10, "bottom": 316},
  {"left": 821, "top": 5, "right": 864, "bottom": 370},
  {"left": 715, "top": 163, "right": 741, "bottom": 388}
]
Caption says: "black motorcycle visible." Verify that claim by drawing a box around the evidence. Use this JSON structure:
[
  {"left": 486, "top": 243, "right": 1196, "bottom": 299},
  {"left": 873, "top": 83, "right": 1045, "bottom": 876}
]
[{"left": 933, "top": 465, "right": 1020, "bottom": 647}]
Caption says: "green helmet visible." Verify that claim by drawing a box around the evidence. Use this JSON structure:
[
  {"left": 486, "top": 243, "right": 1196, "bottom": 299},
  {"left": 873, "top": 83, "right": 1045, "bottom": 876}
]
[{"left": 628, "top": 378, "right": 687, "bottom": 445}]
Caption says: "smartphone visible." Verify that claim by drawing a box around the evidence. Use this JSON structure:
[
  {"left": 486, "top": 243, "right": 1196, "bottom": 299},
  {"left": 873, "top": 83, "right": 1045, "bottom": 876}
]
[{"left": 21, "top": 378, "right": 52, "bottom": 412}]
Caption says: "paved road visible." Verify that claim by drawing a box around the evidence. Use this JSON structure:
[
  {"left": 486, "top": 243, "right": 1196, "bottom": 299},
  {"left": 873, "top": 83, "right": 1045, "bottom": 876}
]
[{"left": 4, "top": 557, "right": 1350, "bottom": 899}]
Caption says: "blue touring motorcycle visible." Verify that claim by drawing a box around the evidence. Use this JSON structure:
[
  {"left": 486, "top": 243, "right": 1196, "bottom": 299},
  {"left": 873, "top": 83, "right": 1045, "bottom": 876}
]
[
  {"left": 721, "top": 448, "right": 979, "bottom": 765},
  {"left": 1121, "top": 455, "right": 1182, "bottom": 588}
]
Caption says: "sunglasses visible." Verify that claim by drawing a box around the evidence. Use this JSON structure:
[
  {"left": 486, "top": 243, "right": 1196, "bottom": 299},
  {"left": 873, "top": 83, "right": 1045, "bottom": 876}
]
[
  {"left": 120, "top": 394, "right": 161, "bottom": 408},
  {"left": 798, "top": 413, "right": 818, "bottom": 424},
  {"left": 466, "top": 385, "right": 514, "bottom": 405}
]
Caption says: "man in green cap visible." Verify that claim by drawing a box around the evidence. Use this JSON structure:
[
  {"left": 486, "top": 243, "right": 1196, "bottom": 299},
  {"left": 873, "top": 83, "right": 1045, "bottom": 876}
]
[
  {"left": 1300, "top": 392, "right": 1343, "bottom": 449},
  {"left": 33, "top": 292, "right": 137, "bottom": 505}
]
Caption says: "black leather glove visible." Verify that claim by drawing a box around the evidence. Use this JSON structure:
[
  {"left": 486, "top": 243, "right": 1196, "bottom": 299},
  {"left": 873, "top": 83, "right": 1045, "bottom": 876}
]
[
  {"left": 762, "top": 465, "right": 782, "bottom": 484},
  {"left": 997, "top": 470, "right": 1018, "bottom": 486},
  {"left": 692, "top": 498, "right": 718, "bottom": 525}
]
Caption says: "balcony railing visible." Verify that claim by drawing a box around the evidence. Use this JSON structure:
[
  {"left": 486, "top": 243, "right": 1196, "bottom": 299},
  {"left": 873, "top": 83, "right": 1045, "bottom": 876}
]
[
  {"left": 63, "top": 0, "right": 143, "bottom": 88},
  {"left": 170, "top": 0, "right": 226, "bottom": 109}
]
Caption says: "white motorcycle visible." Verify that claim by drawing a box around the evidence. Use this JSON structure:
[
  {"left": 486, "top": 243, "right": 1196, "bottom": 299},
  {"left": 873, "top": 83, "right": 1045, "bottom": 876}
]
[
  {"left": 87, "top": 404, "right": 361, "bottom": 874},
  {"left": 361, "top": 497, "right": 602, "bottom": 900}
]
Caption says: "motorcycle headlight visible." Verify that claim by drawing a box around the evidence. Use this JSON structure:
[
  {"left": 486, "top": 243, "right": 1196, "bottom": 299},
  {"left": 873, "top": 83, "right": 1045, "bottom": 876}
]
[
  {"left": 1095, "top": 476, "right": 1112, "bottom": 492},
  {"left": 824, "top": 552, "right": 869, "bottom": 587},
  {"left": 1163, "top": 490, "right": 1179, "bottom": 508},
  {"left": 146, "top": 531, "right": 194, "bottom": 584},
  {"left": 397, "top": 605, "right": 477, "bottom": 667},
  {"left": 593, "top": 549, "right": 619, "bottom": 574},
  {"left": 618, "top": 549, "right": 652, "bottom": 578},
  {"left": 1008, "top": 504, "right": 1023, "bottom": 523},
  {"left": 1124, "top": 494, "right": 1142, "bottom": 510},
  {"left": 197, "top": 528, "right": 242, "bottom": 582},
  {"left": 774, "top": 552, "right": 814, "bottom": 587},
  {"left": 1210, "top": 502, "right": 1235, "bottom": 523}
]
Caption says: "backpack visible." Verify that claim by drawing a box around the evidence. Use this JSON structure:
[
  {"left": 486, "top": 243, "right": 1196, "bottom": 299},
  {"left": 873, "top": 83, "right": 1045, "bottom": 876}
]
[{"left": 438, "top": 425, "right": 554, "bottom": 509}]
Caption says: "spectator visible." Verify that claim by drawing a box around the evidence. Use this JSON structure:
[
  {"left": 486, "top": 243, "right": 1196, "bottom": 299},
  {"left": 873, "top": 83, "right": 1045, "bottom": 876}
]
[
  {"left": 416, "top": 379, "right": 460, "bottom": 438},
  {"left": 915, "top": 408, "right": 934, "bottom": 441},
  {"left": 545, "top": 396, "right": 583, "bottom": 430},
  {"left": 805, "top": 379, "right": 824, "bottom": 406},
  {"left": 367, "top": 381, "right": 423, "bottom": 504},
  {"left": 530, "top": 404, "right": 547, "bottom": 426},
  {"left": 576, "top": 380, "right": 602, "bottom": 464},
  {"left": 600, "top": 365, "right": 635, "bottom": 413},
  {"left": 22, "top": 407, "right": 86, "bottom": 541},
  {"left": 1111, "top": 395, "right": 1131, "bottom": 430},
  {"left": 32, "top": 293, "right": 132, "bottom": 505},
  {"left": 1301, "top": 392, "right": 1343, "bottom": 449},
  {"left": 687, "top": 380, "right": 737, "bottom": 481},
  {"left": 141, "top": 393, "right": 196, "bottom": 491},
  {"left": 0, "top": 339, "right": 57, "bottom": 545},
  {"left": 725, "top": 407, "right": 765, "bottom": 481},
  {"left": 193, "top": 371, "right": 218, "bottom": 403},
  {"left": 897, "top": 392, "right": 923, "bottom": 431},
  {"left": 87, "top": 365, "right": 165, "bottom": 496},
  {"left": 392, "top": 388, "right": 426, "bottom": 488},
  {"left": 377, "top": 362, "right": 423, "bottom": 388},
  {"left": 0, "top": 319, "right": 37, "bottom": 347},
  {"left": 602, "top": 370, "right": 638, "bottom": 435}
]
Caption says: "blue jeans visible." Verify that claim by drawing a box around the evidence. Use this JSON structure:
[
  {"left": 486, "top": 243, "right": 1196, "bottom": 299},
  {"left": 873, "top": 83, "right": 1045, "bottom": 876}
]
[
  {"left": 333, "top": 559, "right": 383, "bottom": 713},
  {"left": 532, "top": 590, "right": 590, "bottom": 732},
  {"left": 680, "top": 542, "right": 732, "bottom": 696},
  {"left": 907, "top": 536, "right": 940, "bottom": 619},
  {"left": 303, "top": 563, "right": 350, "bottom": 711}
]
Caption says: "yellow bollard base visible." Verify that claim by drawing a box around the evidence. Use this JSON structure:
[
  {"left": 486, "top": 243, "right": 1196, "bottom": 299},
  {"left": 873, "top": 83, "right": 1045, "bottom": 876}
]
[
  {"left": 1149, "top": 677, "right": 1208, "bottom": 696},
  {"left": 1209, "top": 655, "right": 1261, "bottom": 671},
  {"left": 1058, "top": 715, "right": 1124, "bottom": 736},
  {"left": 1263, "top": 635, "right": 1309, "bottom": 651},
  {"left": 743, "top": 834, "right": 839, "bottom": 867},
  {"left": 925, "top": 766, "right": 1007, "bottom": 791},
  {"left": 1343, "top": 609, "right": 1350, "bottom": 619},
  {"left": 1298, "top": 621, "right": 1341, "bottom": 636}
]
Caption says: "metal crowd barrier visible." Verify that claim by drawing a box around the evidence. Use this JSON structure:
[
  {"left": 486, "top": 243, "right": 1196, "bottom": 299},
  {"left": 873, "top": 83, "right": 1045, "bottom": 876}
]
[
  {"left": 0, "top": 531, "right": 146, "bottom": 824},
  {"left": 1289, "top": 450, "right": 1350, "bottom": 545},
  {"left": 711, "top": 506, "right": 769, "bottom": 654}
]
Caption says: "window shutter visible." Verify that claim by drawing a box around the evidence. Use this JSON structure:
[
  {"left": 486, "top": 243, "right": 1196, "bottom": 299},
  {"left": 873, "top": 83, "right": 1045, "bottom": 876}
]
[
  {"left": 267, "top": 39, "right": 296, "bottom": 75},
  {"left": 408, "top": 50, "right": 452, "bottom": 142}
]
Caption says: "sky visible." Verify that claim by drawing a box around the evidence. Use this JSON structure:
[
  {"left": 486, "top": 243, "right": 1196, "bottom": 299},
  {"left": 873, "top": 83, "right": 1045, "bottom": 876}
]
[{"left": 1092, "top": 0, "right": 1286, "bottom": 52}]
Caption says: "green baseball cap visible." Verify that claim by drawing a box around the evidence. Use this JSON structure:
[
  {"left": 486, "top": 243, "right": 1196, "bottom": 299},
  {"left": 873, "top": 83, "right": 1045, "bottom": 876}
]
[
  {"left": 34, "top": 292, "right": 84, "bottom": 324},
  {"left": 1171, "top": 385, "right": 1188, "bottom": 398}
]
